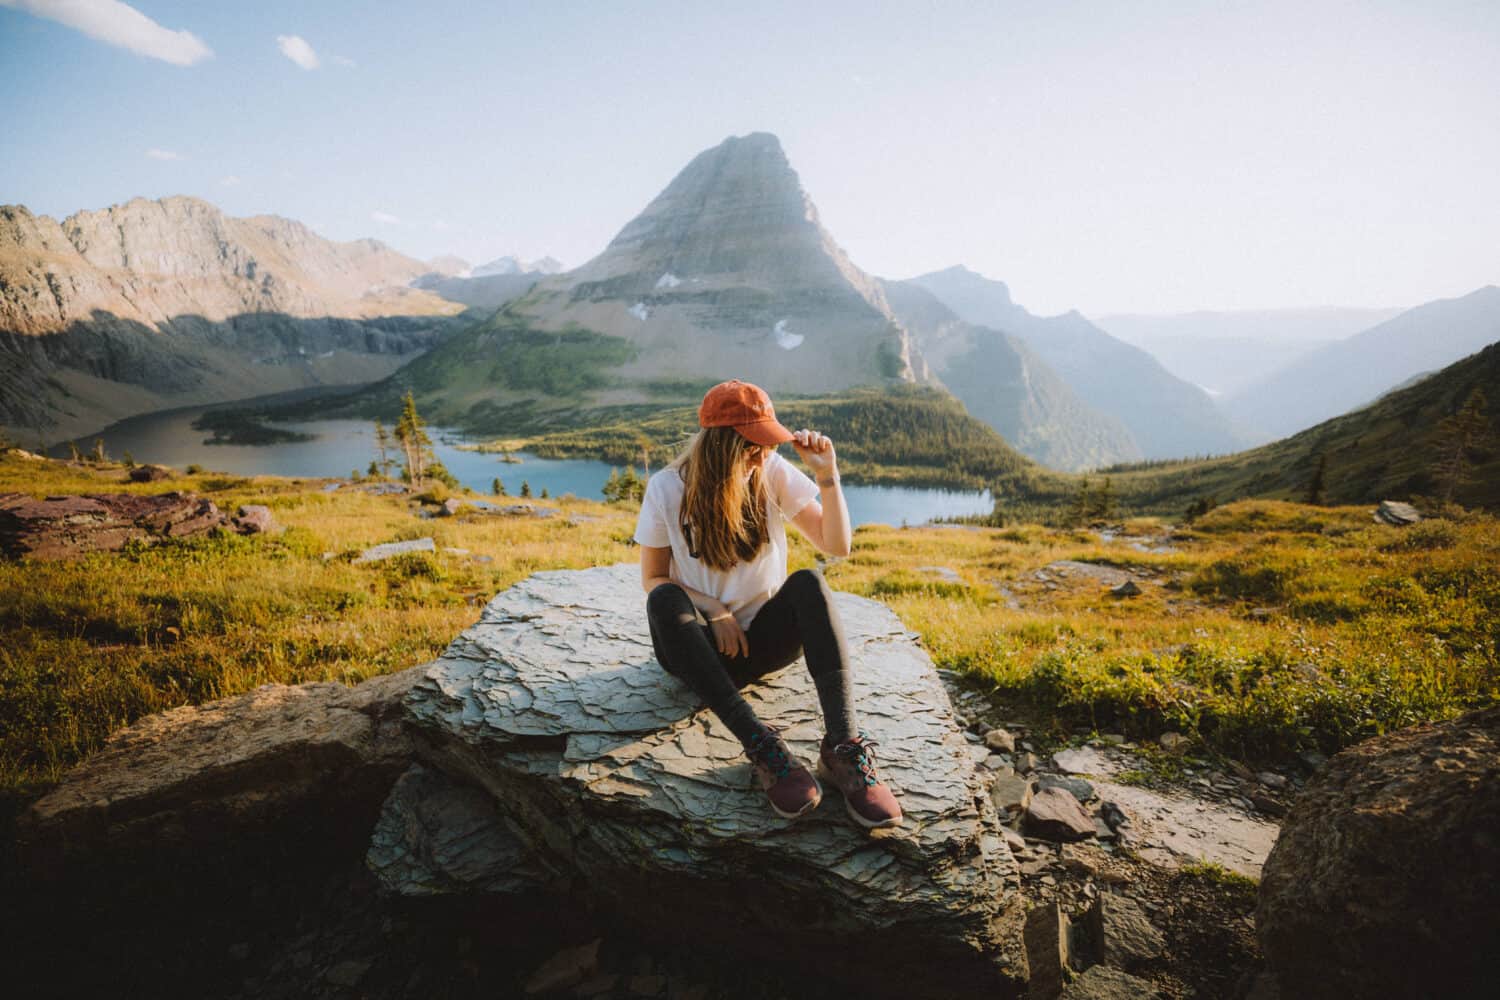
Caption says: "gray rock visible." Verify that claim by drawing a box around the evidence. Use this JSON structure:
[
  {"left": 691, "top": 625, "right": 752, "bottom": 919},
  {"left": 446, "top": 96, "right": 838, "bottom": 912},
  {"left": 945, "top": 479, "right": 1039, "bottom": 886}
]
[
  {"left": 1023, "top": 902, "right": 1077, "bottom": 1000},
  {"left": 1039, "top": 560, "right": 1132, "bottom": 586},
  {"left": 1024, "top": 787, "right": 1097, "bottom": 842},
  {"left": 1015, "top": 752, "right": 1039, "bottom": 773},
  {"left": 991, "top": 770, "right": 1033, "bottom": 816},
  {"left": 1058, "top": 965, "right": 1163, "bottom": 999},
  {"left": 917, "top": 565, "right": 961, "bottom": 583},
  {"left": 127, "top": 464, "right": 172, "bottom": 482},
  {"left": 1109, "top": 580, "right": 1141, "bottom": 597},
  {"left": 1373, "top": 500, "right": 1421, "bottom": 526},
  {"left": 1052, "top": 747, "right": 1109, "bottom": 775},
  {"left": 1158, "top": 731, "right": 1188, "bottom": 751},
  {"left": 1257, "top": 771, "right": 1288, "bottom": 790},
  {"left": 384, "top": 563, "right": 1026, "bottom": 995},
  {"left": 1038, "top": 773, "right": 1096, "bottom": 803},
  {"left": 985, "top": 728, "right": 1016, "bottom": 753},
  {"left": 354, "top": 537, "right": 436, "bottom": 563},
  {"left": 1087, "top": 892, "right": 1165, "bottom": 969},
  {"left": 438, "top": 497, "right": 463, "bottom": 517},
  {"left": 1258, "top": 707, "right": 1500, "bottom": 999},
  {"left": 233, "top": 504, "right": 274, "bottom": 534}
]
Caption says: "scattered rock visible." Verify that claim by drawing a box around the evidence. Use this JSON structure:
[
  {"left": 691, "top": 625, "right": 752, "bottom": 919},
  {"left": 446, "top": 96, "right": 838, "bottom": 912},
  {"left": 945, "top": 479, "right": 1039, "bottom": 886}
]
[
  {"left": 990, "top": 769, "right": 1033, "bottom": 816},
  {"left": 1373, "top": 500, "right": 1421, "bottom": 526},
  {"left": 1256, "top": 771, "right": 1287, "bottom": 791},
  {"left": 1059, "top": 965, "right": 1163, "bottom": 999},
  {"left": 1038, "top": 773, "right": 1096, "bottom": 803},
  {"left": 0, "top": 491, "right": 226, "bottom": 560},
  {"left": 1109, "top": 580, "right": 1141, "bottom": 597},
  {"left": 572, "top": 972, "right": 620, "bottom": 997},
  {"left": 1087, "top": 892, "right": 1165, "bottom": 970},
  {"left": 128, "top": 464, "right": 173, "bottom": 482},
  {"left": 1024, "top": 787, "right": 1097, "bottom": 842},
  {"left": 1249, "top": 794, "right": 1286, "bottom": 818},
  {"left": 232, "top": 504, "right": 274, "bottom": 534},
  {"left": 354, "top": 537, "right": 436, "bottom": 563},
  {"left": 916, "top": 565, "right": 961, "bottom": 583},
  {"left": 1158, "top": 732, "right": 1187, "bottom": 751},
  {"left": 985, "top": 728, "right": 1016, "bottom": 753},
  {"left": 1257, "top": 707, "right": 1500, "bottom": 999},
  {"left": 438, "top": 498, "right": 463, "bottom": 517},
  {"left": 1040, "top": 560, "right": 1132, "bottom": 587},
  {"left": 1023, "top": 902, "right": 1077, "bottom": 1000},
  {"left": 1016, "top": 752, "right": 1039, "bottom": 773},
  {"left": 1052, "top": 747, "right": 1110, "bottom": 775},
  {"left": 1098, "top": 801, "right": 1133, "bottom": 833},
  {"left": 1295, "top": 749, "right": 1328, "bottom": 773},
  {"left": 524, "top": 939, "right": 602, "bottom": 995}
]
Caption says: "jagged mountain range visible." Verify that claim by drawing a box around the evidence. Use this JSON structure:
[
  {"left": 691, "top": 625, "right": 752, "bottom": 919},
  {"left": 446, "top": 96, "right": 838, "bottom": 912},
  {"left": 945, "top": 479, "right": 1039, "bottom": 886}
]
[{"left": 0, "top": 196, "right": 463, "bottom": 442}]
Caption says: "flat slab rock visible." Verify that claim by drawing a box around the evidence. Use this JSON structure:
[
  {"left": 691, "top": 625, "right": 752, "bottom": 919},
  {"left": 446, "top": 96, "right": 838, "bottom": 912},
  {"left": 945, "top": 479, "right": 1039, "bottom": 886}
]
[
  {"left": 0, "top": 491, "right": 226, "bottom": 560},
  {"left": 376, "top": 563, "right": 1026, "bottom": 995}
]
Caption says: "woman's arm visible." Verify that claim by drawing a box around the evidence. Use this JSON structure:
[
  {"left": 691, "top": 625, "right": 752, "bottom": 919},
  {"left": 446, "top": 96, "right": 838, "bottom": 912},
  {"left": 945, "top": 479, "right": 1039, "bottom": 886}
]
[
  {"left": 639, "top": 544, "right": 749, "bottom": 657},
  {"left": 789, "top": 429, "right": 852, "bottom": 557}
]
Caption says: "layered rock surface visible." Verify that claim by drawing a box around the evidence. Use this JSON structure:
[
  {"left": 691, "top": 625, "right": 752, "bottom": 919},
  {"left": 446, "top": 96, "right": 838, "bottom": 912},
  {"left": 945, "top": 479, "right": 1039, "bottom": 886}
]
[
  {"left": 1257, "top": 706, "right": 1500, "bottom": 998},
  {"left": 373, "top": 563, "right": 1026, "bottom": 996},
  {"left": 0, "top": 490, "right": 227, "bottom": 559}
]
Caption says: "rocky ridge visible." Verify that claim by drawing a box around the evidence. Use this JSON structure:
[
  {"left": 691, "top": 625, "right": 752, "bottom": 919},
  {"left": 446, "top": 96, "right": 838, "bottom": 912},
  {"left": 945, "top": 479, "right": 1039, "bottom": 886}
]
[{"left": 0, "top": 196, "right": 463, "bottom": 441}]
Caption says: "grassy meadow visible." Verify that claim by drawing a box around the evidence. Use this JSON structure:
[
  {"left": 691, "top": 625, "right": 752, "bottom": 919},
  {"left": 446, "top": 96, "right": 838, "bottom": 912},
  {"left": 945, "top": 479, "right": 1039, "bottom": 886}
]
[{"left": 2, "top": 452, "right": 1497, "bottom": 831}]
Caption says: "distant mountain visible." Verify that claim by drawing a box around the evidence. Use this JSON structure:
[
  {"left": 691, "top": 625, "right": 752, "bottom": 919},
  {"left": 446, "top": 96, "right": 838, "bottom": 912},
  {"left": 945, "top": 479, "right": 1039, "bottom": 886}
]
[
  {"left": 1223, "top": 287, "right": 1500, "bottom": 441},
  {"left": 424, "top": 255, "right": 473, "bottom": 278},
  {"left": 411, "top": 271, "right": 541, "bottom": 310},
  {"left": 878, "top": 279, "right": 1141, "bottom": 471},
  {"left": 910, "top": 266, "right": 1241, "bottom": 459},
  {"left": 472, "top": 255, "right": 563, "bottom": 277},
  {"left": 1109, "top": 340, "right": 1500, "bottom": 512},
  {"left": 1092, "top": 306, "right": 1405, "bottom": 398},
  {"left": 0, "top": 195, "right": 463, "bottom": 443},
  {"left": 340, "top": 132, "right": 928, "bottom": 433}
]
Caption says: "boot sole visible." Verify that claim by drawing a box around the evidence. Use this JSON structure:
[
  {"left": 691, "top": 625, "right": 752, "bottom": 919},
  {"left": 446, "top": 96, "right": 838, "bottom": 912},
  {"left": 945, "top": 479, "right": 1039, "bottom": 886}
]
[
  {"left": 816, "top": 759, "right": 904, "bottom": 829},
  {"left": 768, "top": 777, "right": 822, "bottom": 820}
]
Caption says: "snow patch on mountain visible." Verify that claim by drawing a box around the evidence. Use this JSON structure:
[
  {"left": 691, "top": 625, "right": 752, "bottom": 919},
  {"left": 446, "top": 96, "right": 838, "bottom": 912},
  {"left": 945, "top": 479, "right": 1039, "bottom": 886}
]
[{"left": 773, "top": 319, "right": 804, "bottom": 350}]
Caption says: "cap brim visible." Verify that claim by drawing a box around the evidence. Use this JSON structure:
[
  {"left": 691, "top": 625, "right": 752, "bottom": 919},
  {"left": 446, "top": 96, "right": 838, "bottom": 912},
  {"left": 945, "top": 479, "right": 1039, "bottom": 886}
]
[{"left": 736, "top": 419, "right": 795, "bottom": 447}]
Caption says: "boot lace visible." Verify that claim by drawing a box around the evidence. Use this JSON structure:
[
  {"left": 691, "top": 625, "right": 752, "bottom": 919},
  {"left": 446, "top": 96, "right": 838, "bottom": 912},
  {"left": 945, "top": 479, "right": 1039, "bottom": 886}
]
[
  {"left": 746, "top": 727, "right": 793, "bottom": 779},
  {"left": 833, "top": 735, "right": 881, "bottom": 787}
]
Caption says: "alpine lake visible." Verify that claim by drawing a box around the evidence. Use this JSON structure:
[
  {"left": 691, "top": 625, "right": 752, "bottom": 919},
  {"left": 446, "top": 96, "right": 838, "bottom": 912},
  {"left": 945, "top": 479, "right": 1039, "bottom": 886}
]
[{"left": 54, "top": 405, "right": 994, "bottom": 528}]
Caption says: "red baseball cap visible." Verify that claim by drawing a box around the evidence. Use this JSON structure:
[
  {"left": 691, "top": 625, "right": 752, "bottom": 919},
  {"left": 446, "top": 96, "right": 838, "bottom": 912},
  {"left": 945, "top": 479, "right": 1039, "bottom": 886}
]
[{"left": 698, "top": 379, "right": 795, "bottom": 447}]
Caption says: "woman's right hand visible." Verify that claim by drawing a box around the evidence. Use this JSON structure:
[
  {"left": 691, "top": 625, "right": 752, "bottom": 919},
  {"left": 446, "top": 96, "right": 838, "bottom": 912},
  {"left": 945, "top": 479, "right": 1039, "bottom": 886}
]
[{"left": 708, "top": 608, "right": 749, "bottom": 658}]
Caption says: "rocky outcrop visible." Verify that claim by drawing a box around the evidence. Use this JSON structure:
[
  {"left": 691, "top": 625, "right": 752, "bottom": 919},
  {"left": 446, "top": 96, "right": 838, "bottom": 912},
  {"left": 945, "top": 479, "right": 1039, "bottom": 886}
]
[
  {"left": 0, "top": 196, "right": 464, "bottom": 440},
  {"left": 373, "top": 563, "right": 1026, "bottom": 997},
  {"left": 353, "top": 133, "right": 929, "bottom": 431},
  {"left": 1257, "top": 706, "right": 1500, "bottom": 998},
  {"left": 0, "top": 490, "right": 227, "bottom": 559},
  {"left": 1374, "top": 499, "right": 1421, "bottom": 525},
  {"left": 17, "top": 667, "right": 425, "bottom": 871}
]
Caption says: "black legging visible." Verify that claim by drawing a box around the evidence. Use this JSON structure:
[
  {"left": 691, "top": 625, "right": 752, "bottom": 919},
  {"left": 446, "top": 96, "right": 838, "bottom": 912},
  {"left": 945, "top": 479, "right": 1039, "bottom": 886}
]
[{"left": 646, "top": 568, "right": 857, "bottom": 748}]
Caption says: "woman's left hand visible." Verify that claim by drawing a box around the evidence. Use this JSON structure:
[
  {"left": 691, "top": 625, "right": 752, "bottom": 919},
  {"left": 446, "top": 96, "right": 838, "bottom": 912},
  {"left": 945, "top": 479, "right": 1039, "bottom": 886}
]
[{"left": 791, "top": 429, "right": 837, "bottom": 477}]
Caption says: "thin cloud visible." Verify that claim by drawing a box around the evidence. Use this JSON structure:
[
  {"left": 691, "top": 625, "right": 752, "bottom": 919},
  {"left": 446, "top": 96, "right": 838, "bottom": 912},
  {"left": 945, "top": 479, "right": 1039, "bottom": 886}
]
[
  {"left": 2, "top": 0, "right": 212, "bottom": 66},
  {"left": 330, "top": 54, "right": 356, "bottom": 68},
  {"left": 219, "top": 175, "right": 241, "bottom": 186},
  {"left": 145, "top": 148, "right": 183, "bottom": 161},
  {"left": 371, "top": 211, "right": 400, "bottom": 225},
  {"left": 276, "top": 34, "right": 319, "bottom": 70}
]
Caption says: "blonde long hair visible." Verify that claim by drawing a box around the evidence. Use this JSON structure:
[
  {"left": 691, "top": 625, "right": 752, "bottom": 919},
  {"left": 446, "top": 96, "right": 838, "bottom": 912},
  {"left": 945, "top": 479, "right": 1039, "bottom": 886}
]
[{"left": 671, "top": 427, "right": 769, "bottom": 570}]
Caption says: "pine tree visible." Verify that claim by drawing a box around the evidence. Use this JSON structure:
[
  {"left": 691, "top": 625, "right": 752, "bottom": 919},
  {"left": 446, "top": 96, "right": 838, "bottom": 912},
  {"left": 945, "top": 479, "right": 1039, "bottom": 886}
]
[
  {"left": 520, "top": 480, "right": 532, "bottom": 499},
  {"left": 373, "top": 419, "right": 395, "bottom": 480},
  {"left": 91, "top": 438, "right": 107, "bottom": 464},
  {"left": 540, "top": 487, "right": 550, "bottom": 499},
  {"left": 492, "top": 477, "right": 506, "bottom": 497},
  {"left": 1065, "top": 477, "right": 1090, "bottom": 526},
  {"left": 602, "top": 468, "right": 622, "bottom": 502},
  {"left": 1089, "top": 476, "right": 1116, "bottom": 520},
  {"left": 393, "top": 392, "right": 432, "bottom": 485},
  {"left": 1304, "top": 453, "right": 1328, "bottom": 506},
  {"left": 1432, "top": 388, "right": 1491, "bottom": 502}
]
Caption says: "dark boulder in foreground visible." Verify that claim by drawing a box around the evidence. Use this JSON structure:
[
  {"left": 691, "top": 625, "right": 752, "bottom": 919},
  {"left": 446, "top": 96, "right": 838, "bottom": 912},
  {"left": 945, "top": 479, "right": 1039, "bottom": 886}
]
[
  {"left": 1257, "top": 706, "right": 1500, "bottom": 998},
  {"left": 0, "top": 490, "right": 226, "bottom": 559},
  {"left": 17, "top": 667, "right": 425, "bottom": 871},
  {"left": 375, "top": 563, "right": 1027, "bottom": 997}
]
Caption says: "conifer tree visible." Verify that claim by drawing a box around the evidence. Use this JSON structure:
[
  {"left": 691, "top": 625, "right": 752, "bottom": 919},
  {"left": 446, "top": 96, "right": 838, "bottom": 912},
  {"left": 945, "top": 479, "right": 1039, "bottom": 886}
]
[
  {"left": 393, "top": 392, "right": 432, "bottom": 485},
  {"left": 520, "top": 480, "right": 532, "bottom": 499},
  {"left": 1304, "top": 453, "right": 1328, "bottom": 506},
  {"left": 1432, "top": 388, "right": 1492, "bottom": 502},
  {"left": 373, "top": 419, "right": 396, "bottom": 480},
  {"left": 1065, "top": 477, "right": 1090, "bottom": 526},
  {"left": 492, "top": 477, "right": 506, "bottom": 497}
]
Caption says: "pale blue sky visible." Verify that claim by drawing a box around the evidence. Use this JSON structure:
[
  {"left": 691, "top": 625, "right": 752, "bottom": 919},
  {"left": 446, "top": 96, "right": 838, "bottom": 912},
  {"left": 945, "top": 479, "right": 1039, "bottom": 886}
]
[{"left": 3, "top": 0, "right": 1497, "bottom": 314}]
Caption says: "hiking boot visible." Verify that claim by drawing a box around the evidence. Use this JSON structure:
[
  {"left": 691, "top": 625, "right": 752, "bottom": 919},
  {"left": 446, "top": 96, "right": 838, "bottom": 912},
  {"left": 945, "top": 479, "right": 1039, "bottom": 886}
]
[
  {"left": 817, "top": 733, "right": 903, "bottom": 829},
  {"left": 745, "top": 725, "right": 822, "bottom": 820}
]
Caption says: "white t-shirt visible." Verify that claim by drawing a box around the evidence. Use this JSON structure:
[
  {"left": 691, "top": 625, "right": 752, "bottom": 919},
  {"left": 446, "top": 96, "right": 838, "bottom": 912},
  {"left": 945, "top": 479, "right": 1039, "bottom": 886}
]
[{"left": 634, "top": 451, "right": 821, "bottom": 630}]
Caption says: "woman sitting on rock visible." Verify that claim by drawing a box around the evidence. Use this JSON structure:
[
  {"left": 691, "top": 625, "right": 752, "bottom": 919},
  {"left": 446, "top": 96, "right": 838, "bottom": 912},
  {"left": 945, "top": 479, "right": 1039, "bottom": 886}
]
[{"left": 635, "top": 379, "right": 902, "bottom": 829}]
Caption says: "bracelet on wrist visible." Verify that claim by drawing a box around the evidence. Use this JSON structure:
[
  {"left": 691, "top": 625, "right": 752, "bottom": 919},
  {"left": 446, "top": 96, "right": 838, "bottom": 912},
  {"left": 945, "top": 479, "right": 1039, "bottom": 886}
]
[
  {"left": 817, "top": 474, "right": 840, "bottom": 488},
  {"left": 706, "top": 611, "right": 733, "bottom": 622}
]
